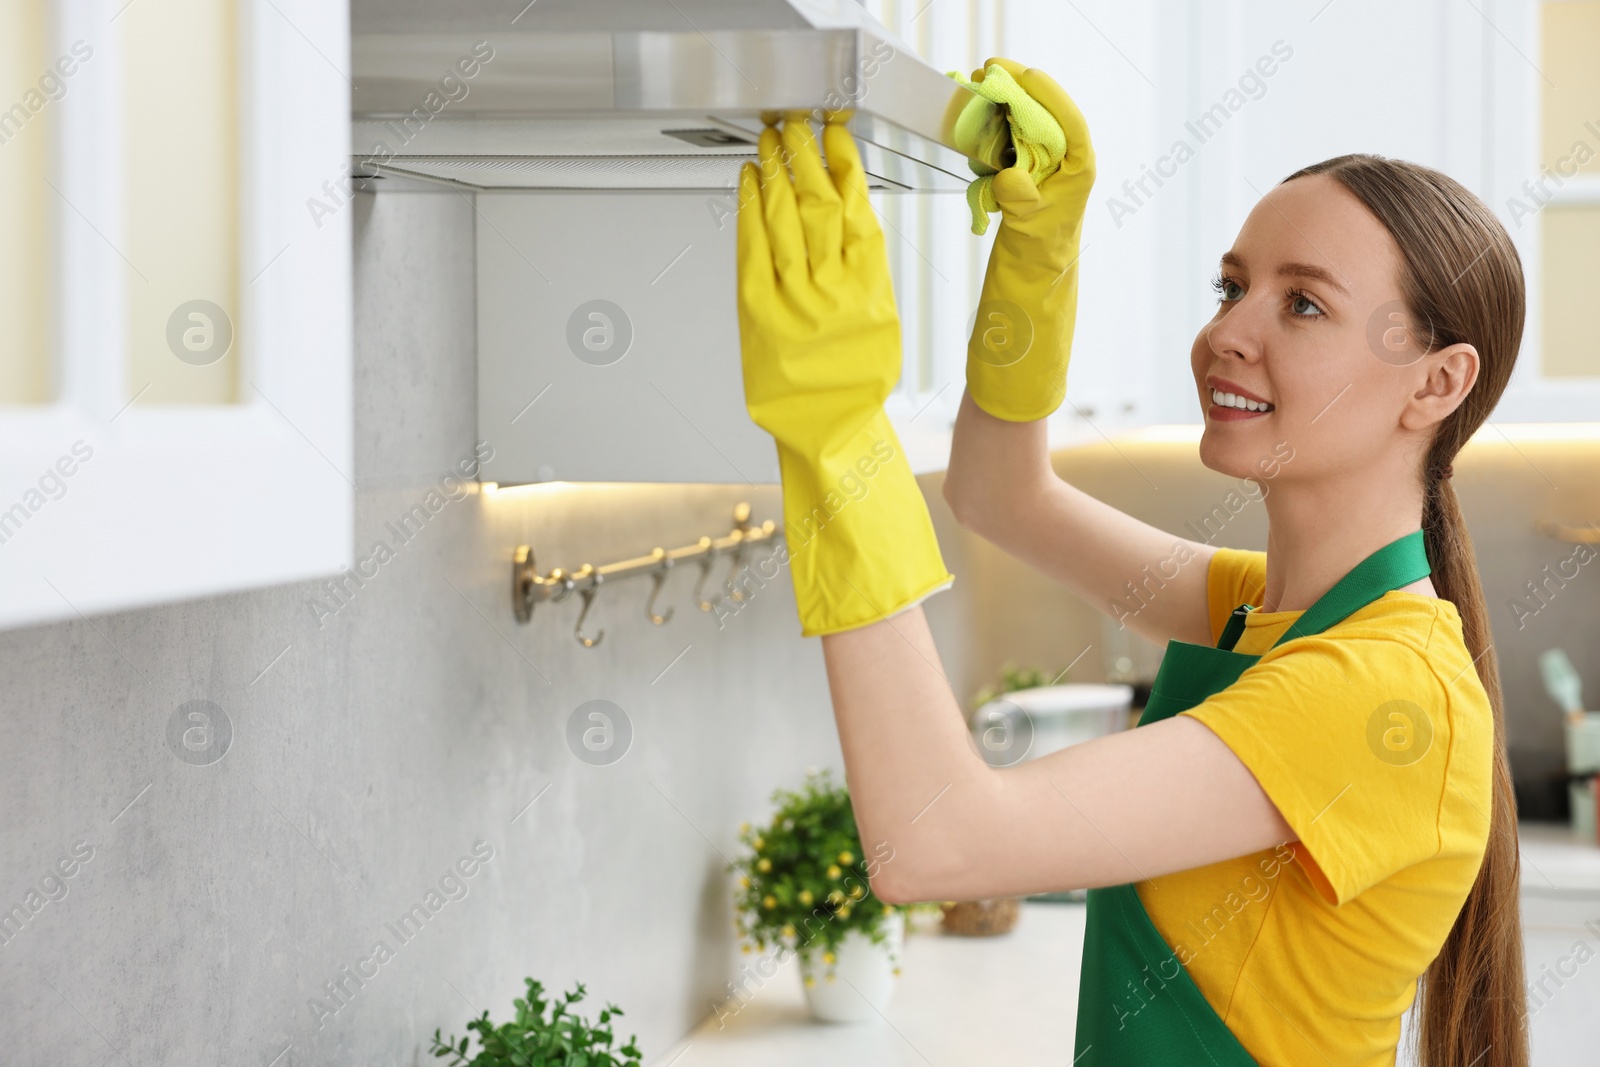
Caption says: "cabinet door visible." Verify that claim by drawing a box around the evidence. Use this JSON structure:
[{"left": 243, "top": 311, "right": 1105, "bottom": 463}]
[
  {"left": 1153, "top": 0, "right": 1597, "bottom": 424},
  {"left": 1217, "top": 0, "right": 1596, "bottom": 420},
  {"left": 870, "top": 0, "right": 1593, "bottom": 436},
  {"left": 872, "top": 0, "right": 1162, "bottom": 448},
  {"left": 1493, "top": 0, "right": 1600, "bottom": 420},
  {"left": 1145, "top": 0, "right": 1494, "bottom": 419},
  {"left": 0, "top": 0, "right": 352, "bottom": 630}
]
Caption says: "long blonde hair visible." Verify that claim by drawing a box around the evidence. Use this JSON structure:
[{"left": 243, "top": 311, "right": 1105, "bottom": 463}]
[{"left": 1280, "top": 153, "right": 1529, "bottom": 1067}]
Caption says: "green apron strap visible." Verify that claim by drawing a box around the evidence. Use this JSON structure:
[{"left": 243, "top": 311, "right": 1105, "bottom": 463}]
[
  {"left": 1216, "top": 531, "right": 1427, "bottom": 654},
  {"left": 1270, "top": 530, "right": 1431, "bottom": 649},
  {"left": 1217, "top": 605, "right": 1251, "bottom": 652}
]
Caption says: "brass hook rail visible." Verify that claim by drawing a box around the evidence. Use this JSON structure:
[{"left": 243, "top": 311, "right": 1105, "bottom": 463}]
[{"left": 511, "top": 502, "right": 783, "bottom": 645}]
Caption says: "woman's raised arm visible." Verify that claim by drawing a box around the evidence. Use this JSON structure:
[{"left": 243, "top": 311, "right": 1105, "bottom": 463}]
[{"left": 940, "top": 57, "right": 1216, "bottom": 649}]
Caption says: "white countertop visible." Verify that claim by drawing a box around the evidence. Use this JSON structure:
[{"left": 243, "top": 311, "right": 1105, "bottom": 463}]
[
  {"left": 1518, "top": 821, "right": 1600, "bottom": 894},
  {"left": 653, "top": 902, "right": 1087, "bottom": 1066},
  {"left": 1513, "top": 823, "right": 1600, "bottom": 1066},
  {"left": 651, "top": 827, "right": 1600, "bottom": 1066}
]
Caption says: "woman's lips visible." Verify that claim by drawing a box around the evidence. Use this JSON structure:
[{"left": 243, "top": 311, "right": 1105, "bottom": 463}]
[
  {"left": 1208, "top": 404, "right": 1271, "bottom": 422},
  {"left": 1205, "top": 382, "right": 1274, "bottom": 421}
]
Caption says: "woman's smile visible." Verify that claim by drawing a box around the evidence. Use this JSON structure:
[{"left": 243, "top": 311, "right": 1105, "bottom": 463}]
[{"left": 1205, "top": 376, "right": 1275, "bottom": 421}]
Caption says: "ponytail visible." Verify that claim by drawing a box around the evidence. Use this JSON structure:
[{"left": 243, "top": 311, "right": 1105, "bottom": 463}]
[
  {"left": 1417, "top": 469, "right": 1529, "bottom": 1067},
  {"left": 1280, "top": 153, "right": 1530, "bottom": 1066}
]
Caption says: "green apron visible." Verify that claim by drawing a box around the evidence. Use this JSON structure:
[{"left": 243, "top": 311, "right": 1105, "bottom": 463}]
[{"left": 1072, "top": 530, "right": 1432, "bottom": 1064}]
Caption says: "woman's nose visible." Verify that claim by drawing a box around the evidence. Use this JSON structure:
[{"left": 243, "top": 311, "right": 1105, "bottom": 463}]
[{"left": 1204, "top": 296, "right": 1270, "bottom": 363}]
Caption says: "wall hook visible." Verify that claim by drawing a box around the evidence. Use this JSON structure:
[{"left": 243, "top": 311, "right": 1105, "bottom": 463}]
[
  {"left": 722, "top": 530, "right": 749, "bottom": 603},
  {"left": 645, "top": 548, "right": 675, "bottom": 625},
  {"left": 691, "top": 537, "right": 720, "bottom": 612},
  {"left": 573, "top": 565, "right": 605, "bottom": 647}
]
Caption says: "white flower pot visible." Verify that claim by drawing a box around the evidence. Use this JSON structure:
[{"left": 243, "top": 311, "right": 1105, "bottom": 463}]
[{"left": 798, "top": 910, "right": 905, "bottom": 1023}]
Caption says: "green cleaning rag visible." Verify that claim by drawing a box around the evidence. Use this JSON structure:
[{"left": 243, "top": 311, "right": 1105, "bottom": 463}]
[{"left": 946, "top": 63, "right": 1067, "bottom": 235}]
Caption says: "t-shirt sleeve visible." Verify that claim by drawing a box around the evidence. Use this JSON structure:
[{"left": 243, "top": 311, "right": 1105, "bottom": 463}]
[
  {"left": 1205, "top": 547, "right": 1268, "bottom": 644},
  {"left": 1178, "top": 634, "right": 1451, "bottom": 906}
]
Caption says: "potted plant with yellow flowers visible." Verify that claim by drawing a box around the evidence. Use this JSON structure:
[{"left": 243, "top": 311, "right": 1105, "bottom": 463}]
[{"left": 729, "top": 768, "right": 904, "bottom": 1023}]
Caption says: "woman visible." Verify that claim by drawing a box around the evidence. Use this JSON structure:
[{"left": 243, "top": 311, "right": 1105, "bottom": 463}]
[{"left": 734, "top": 56, "right": 1527, "bottom": 1066}]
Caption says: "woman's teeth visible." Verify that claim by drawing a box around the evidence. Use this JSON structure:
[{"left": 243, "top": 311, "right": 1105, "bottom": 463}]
[{"left": 1211, "top": 388, "right": 1273, "bottom": 412}]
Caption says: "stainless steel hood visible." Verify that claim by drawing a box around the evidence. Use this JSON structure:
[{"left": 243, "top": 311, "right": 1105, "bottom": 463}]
[{"left": 350, "top": 0, "right": 978, "bottom": 192}]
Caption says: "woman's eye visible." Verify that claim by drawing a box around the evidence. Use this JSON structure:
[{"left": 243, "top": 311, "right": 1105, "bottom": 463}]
[
  {"left": 1209, "top": 273, "right": 1241, "bottom": 303},
  {"left": 1286, "top": 288, "right": 1324, "bottom": 317}
]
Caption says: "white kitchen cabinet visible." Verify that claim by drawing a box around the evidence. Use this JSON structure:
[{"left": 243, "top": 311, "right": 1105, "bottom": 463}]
[
  {"left": 913, "top": 0, "right": 1595, "bottom": 429},
  {"left": 864, "top": 0, "right": 1162, "bottom": 454},
  {"left": 1493, "top": 0, "right": 1600, "bottom": 420},
  {"left": 1179, "top": 0, "right": 1600, "bottom": 423},
  {"left": 1037, "top": 0, "right": 1520, "bottom": 425},
  {"left": 1202, "top": 0, "right": 1595, "bottom": 424},
  {"left": 0, "top": 0, "right": 352, "bottom": 630}
]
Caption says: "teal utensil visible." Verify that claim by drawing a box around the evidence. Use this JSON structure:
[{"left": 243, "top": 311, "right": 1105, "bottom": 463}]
[{"left": 1539, "top": 648, "right": 1585, "bottom": 723}]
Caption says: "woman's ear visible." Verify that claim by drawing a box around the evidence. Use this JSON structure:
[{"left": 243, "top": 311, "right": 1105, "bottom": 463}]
[{"left": 1401, "top": 342, "right": 1479, "bottom": 430}]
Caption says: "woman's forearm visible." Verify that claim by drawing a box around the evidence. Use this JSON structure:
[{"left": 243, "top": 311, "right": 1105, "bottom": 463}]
[
  {"left": 821, "top": 604, "right": 1298, "bottom": 905},
  {"left": 942, "top": 388, "right": 1219, "bottom": 648},
  {"left": 942, "top": 388, "right": 1056, "bottom": 536},
  {"left": 819, "top": 605, "right": 994, "bottom": 904}
]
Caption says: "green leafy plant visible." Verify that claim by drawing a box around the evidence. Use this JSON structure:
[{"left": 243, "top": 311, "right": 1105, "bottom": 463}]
[
  {"left": 730, "top": 768, "right": 900, "bottom": 985},
  {"left": 429, "top": 978, "right": 641, "bottom": 1067},
  {"left": 970, "top": 661, "right": 1067, "bottom": 711}
]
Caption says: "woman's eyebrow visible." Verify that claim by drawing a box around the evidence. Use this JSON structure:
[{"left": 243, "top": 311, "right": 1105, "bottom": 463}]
[{"left": 1219, "top": 251, "right": 1350, "bottom": 297}]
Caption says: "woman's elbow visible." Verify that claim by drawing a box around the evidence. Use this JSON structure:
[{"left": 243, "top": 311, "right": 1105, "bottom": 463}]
[
  {"left": 941, "top": 473, "right": 987, "bottom": 532},
  {"left": 869, "top": 867, "right": 923, "bottom": 907},
  {"left": 868, "top": 835, "right": 970, "bottom": 906},
  {"left": 860, "top": 834, "right": 936, "bottom": 906}
]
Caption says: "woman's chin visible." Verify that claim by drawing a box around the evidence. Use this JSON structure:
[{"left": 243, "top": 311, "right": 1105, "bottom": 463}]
[{"left": 1196, "top": 433, "right": 1261, "bottom": 482}]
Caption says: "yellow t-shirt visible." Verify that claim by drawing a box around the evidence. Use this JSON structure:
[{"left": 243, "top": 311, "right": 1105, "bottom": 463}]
[{"left": 1133, "top": 547, "right": 1493, "bottom": 1066}]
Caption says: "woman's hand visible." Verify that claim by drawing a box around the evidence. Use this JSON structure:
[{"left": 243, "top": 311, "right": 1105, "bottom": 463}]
[
  {"left": 964, "top": 58, "right": 1096, "bottom": 423},
  {"left": 735, "top": 115, "right": 952, "bottom": 637},
  {"left": 738, "top": 117, "right": 901, "bottom": 455}
]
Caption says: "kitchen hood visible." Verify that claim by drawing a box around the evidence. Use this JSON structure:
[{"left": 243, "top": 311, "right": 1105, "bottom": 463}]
[{"left": 350, "top": 0, "right": 980, "bottom": 192}]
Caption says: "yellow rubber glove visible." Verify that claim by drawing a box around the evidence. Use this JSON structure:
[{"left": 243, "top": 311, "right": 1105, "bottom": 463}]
[
  {"left": 736, "top": 115, "right": 954, "bottom": 638},
  {"left": 962, "top": 58, "right": 1096, "bottom": 423},
  {"left": 947, "top": 62, "right": 1067, "bottom": 236}
]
